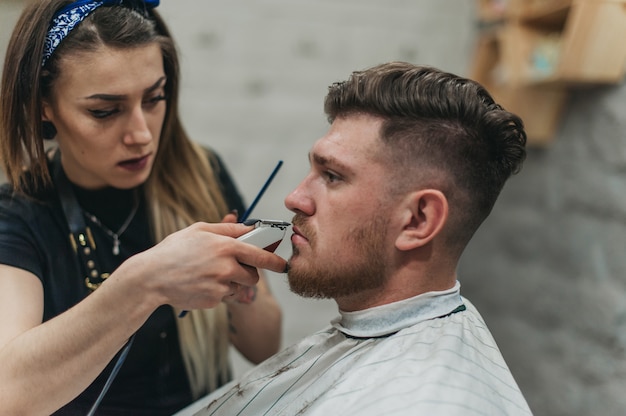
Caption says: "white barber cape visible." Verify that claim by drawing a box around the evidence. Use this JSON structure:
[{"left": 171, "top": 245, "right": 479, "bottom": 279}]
[{"left": 177, "top": 282, "right": 532, "bottom": 416}]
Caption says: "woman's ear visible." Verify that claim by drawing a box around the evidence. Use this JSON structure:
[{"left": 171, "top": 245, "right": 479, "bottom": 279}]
[
  {"left": 41, "top": 101, "right": 57, "bottom": 140},
  {"left": 41, "top": 100, "right": 52, "bottom": 122},
  {"left": 42, "top": 121, "right": 57, "bottom": 140},
  {"left": 395, "top": 189, "right": 448, "bottom": 251}
]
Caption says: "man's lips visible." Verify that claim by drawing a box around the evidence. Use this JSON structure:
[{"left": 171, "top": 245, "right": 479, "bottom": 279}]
[{"left": 291, "top": 225, "right": 309, "bottom": 244}]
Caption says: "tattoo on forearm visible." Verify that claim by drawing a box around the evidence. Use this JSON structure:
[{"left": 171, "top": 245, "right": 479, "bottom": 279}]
[{"left": 227, "top": 286, "right": 259, "bottom": 334}]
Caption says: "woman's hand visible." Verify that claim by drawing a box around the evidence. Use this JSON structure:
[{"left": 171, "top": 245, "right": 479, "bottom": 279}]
[
  {"left": 219, "top": 211, "right": 263, "bottom": 304},
  {"left": 112, "top": 222, "right": 287, "bottom": 312}
]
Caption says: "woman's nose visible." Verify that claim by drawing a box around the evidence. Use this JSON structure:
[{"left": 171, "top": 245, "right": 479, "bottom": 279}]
[{"left": 123, "top": 106, "right": 152, "bottom": 145}]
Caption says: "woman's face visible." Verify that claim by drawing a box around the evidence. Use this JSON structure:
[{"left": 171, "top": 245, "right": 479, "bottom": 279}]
[{"left": 42, "top": 43, "right": 167, "bottom": 189}]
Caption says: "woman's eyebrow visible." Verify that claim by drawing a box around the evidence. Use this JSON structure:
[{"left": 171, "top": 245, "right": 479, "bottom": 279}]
[{"left": 84, "top": 76, "right": 167, "bottom": 101}]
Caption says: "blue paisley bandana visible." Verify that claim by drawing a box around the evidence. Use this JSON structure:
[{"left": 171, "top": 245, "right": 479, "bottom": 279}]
[{"left": 42, "top": 0, "right": 160, "bottom": 67}]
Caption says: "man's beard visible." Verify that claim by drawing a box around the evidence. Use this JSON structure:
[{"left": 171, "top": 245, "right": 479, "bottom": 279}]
[{"left": 287, "top": 214, "right": 389, "bottom": 299}]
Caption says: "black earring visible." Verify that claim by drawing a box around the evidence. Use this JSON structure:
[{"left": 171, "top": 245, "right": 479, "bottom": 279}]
[{"left": 42, "top": 121, "right": 57, "bottom": 140}]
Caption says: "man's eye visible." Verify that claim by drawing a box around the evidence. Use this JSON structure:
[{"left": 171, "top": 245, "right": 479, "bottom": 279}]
[{"left": 324, "top": 171, "right": 341, "bottom": 183}]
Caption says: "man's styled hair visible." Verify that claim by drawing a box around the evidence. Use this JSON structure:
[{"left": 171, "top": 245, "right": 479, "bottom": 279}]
[{"left": 324, "top": 62, "right": 527, "bottom": 250}]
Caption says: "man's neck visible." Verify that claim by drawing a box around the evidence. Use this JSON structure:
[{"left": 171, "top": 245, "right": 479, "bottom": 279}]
[{"left": 335, "top": 270, "right": 458, "bottom": 312}]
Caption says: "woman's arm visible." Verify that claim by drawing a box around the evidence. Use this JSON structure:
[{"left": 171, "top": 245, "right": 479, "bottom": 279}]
[
  {"left": 0, "top": 222, "right": 287, "bottom": 415},
  {"left": 217, "top": 213, "right": 284, "bottom": 363},
  {"left": 227, "top": 272, "right": 282, "bottom": 364},
  {"left": 0, "top": 264, "right": 156, "bottom": 415}
]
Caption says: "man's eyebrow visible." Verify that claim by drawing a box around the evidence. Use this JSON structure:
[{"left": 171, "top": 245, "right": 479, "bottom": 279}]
[
  {"left": 84, "top": 76, "right": 167, "bottom": 101},
  {"left": 310, "top": 152, "right": 352, "bottom": 174}
]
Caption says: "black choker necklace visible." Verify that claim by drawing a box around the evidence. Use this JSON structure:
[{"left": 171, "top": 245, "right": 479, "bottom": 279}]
[{"left": 83, "top": 192, "right": 140, "bottom": 256}]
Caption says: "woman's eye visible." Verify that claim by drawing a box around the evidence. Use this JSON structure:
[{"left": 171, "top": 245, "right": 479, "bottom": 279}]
[
  {"left": 144, "top": 95, "right": 167, "bottom": 107},
  {"left": 89, "top": 108, "right": 118, "bottom": 119}
]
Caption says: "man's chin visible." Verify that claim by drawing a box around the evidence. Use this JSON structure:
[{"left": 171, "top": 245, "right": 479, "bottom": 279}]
[
  {"left": 288, "top": 284, "right": 332, "bottom": 300},
  {"left": 285, "top": 263, "right": 326, "bottom": 299},
  {"left": 285, "top": 253, "right": 305, "bottom": 273}
]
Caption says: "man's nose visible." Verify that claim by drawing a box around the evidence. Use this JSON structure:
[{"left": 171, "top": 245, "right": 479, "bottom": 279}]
[{"left": 284, "top": 180, "right": 314, "bottom": 216}]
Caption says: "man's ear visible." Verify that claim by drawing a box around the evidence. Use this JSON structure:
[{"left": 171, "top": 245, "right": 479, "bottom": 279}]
[{"left": 395, "top": 189, "right": 448, "bottom": 251}]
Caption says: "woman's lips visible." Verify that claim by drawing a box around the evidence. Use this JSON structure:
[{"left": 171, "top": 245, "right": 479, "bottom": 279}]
[{"left": 118, "top": 154, "right": 150, "bottom": 171}]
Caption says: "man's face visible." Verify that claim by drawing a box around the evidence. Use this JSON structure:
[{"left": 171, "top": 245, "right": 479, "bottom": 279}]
[{"left": 284, "top": 114, "right": 397, "bottom": 305}]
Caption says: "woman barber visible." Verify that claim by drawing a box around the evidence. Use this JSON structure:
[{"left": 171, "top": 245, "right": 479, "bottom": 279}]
[{"left": 0, "top": 1, "right": 284, "bottom": 414}]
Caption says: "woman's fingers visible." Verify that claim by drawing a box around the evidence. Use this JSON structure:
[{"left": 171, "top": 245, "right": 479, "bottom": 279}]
[
  {"left": 140, "top": 222, "right": 286, "bottom": 310},
  {"left": 198, "top": 221, "right": 288, "bottom": 273}
]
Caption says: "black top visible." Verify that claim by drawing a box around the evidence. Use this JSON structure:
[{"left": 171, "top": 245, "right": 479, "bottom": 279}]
[{"left": 0, "top": 149, "right": 245, "bottom": 415}]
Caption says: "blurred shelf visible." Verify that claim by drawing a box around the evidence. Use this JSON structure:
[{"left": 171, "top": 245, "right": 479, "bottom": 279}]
[{"left": 471, "top": 0, "right": 626, "bottom": 145}]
